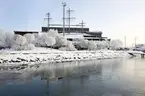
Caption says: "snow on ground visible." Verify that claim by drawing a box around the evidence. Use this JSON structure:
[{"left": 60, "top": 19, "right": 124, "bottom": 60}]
[
  {"left": 0, "top": 48, "right": 127, "bottom": 66},
  {"left": 128, "top": 50, "right": 145, "bottom": 54}
]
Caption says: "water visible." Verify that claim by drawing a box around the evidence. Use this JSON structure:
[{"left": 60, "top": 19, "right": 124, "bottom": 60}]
[{"left": 0, "top": 58, "right": 145, "bottom": 96}]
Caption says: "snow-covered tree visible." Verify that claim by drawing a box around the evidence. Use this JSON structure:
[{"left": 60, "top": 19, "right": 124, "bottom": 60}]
[
  {"left": 96, "top": 41, "right": 109, "bottom": 49},
  {"left": 54, "top": 36, "right": 68, "bottom": 48},
  {"left": 38, "top": 33, "right": 49, "bottom": 47},
  {"left": 12, "top": 35, "right": 27, "bottom": 50},
  {"left": 47, "top": 29, "right": 59, "bottom": 37},
  {"left": 14, "top": 35, "right": 27, "bottom": 45},
  {"left": 67, "top": 41, "right": 77, "bottom": 51},
  {"left": 66, "top": 41, "right": 77, "bottom": 51},
  {"left": 5, "top": 32, "right": 14, "bottom": 48},
  {"left": 88, "top": 41, "right": 97, "bottom": 50},
  {"left": 47, "top": 36, "right": 56, "bottom": 47},
  {"left": 75, "top": 39, "right": 88, "bottom": 50},
  {"left": 34, "top": 30, "right": 77, "bottom": 50},
  {"left": 12, "top": 35, "right": 35, "bottom": 50},
  {"left": 24, "top": 34, "right": 35, "bottom": 44},
  {"left": 59, "top": 41, "right": 77, "bottom": 51},
  {"left": 24, "top": 43, "right": 35, "bottom": 50},
  {"left": 35, "top": 33, "right": 56, "bottom": 47},
  {"left": 0, "top": 29, "right": 7, "bottom": 48},
  {"left": 23, "top": 33, "right": 36, "bottom": 50},
  {"left": 0, "top": 29, "right": 15, "bottom": 49},
  {"left": 110, "top": 39, "right": 123, "bottom": 49}
]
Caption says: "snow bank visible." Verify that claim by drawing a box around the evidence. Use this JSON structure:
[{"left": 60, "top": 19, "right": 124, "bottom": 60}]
[
  {"left": 0, "top": 48, "right": 126, "bottom": 66},
  {"left": 128, "top": 50, "right": 144, "bottom": 54}
]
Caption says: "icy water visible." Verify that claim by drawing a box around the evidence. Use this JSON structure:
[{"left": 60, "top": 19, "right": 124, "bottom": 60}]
[{"left": 0, "top": 58, "right": 145, "bottom": 96}]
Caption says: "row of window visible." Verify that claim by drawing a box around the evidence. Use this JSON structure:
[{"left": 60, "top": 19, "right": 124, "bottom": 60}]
[
  {"left": 42, "top": 27, "right": 89, "bottom": 32},
  {"left": 84, "top": 35, "right": 101, "bottom": 37},
  {"left": 67, "top": 38, "right": 106, "bottom": 41}
]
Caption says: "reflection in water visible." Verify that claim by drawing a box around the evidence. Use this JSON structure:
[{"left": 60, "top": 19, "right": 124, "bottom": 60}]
[{"left": 0, "top": 59, "right": 145, "bottom": 96}]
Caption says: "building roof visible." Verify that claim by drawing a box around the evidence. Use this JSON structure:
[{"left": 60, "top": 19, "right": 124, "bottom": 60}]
[
  {"left": 14, "top": 31, "right": 39, "bottom": 36},
  {"left": 14, "top": 31, "right": 39, "bottom": 33}
]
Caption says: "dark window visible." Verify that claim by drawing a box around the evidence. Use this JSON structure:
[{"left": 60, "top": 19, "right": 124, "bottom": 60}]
[{"left": 84, "top": 36, "right": 96, "bottom": 37}]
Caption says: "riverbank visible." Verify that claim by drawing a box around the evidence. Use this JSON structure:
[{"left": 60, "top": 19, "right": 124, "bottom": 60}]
[
  {"left": 0, "top": 56, "right": 144, "bottom": 96},
  {"left": 0, "top": 48, "right": 127, "bottom": 66}
]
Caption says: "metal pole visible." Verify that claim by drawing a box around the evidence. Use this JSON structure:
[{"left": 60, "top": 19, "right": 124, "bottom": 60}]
[
  {"left": 66, "top": 8, "right": 75, "bottom": 33},
  {"left": 47, "top": 13, "right": 50, "bottom": 31},
  {"left": 44, "top": 12, "right": 52, "bottom": 32},
  {"left": 79, "top": 20, "right": 85, "bottom": 33},
  {"left": 82, "top": 20, "right": 84, "bottom": 33},
  {"left": 62, "top": 2, "right": 66, "bottom": 37},
  {"left": 68, "top": 8, "right": 70, "bottom": 34}
]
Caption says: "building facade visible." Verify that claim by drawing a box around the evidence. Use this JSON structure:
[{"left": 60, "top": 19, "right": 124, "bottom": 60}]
[
  {"left": 42, "top": 27, "right": 89, "bottom": 33},
  {"left": 42, "top": 27, "right": 109, "bottom": 41},
  {"left": 14, "top": 31, "right": 38, "bottom": 36},
  {"left": 14, "top": 27, "right": 110, "bottom": 41}
]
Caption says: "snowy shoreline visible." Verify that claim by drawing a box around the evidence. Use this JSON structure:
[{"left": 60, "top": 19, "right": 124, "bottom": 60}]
[{"left": 0, "top": 49, "right": 127, "bottom": 66}]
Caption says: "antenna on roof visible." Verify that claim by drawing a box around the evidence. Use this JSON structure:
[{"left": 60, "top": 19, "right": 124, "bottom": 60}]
[
  {"left": 44, "top": 12, "right": 52, "bottom": 32},
  {"left": 79, "top": 20, "right": 85, "bottom": 34},
  {"left": 66, "top": 8, "right": 75, "bottom": 34}
]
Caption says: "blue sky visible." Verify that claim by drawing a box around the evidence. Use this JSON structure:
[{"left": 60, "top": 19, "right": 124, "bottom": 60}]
[{"left": 0, "top": 0, "right": 145, "bottom": 46}]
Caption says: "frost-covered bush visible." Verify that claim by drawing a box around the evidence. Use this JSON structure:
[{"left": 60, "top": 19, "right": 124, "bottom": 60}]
[
  {"left": 75, "top": 39, "right": 88, "bottom": 50},
  {"left": 0, "top": 30, "right": 7, "bottom": 48},
  {"left": 110, "top": 39, "right": 123, "bottom": 49},
  {"left": 88, "top": 41, "right": 97, "bottom": 50},
  {"left": 0, "top": 29, "right": 15, "bottom": 49},
  {"left": 12, "top": 35, "right": 27, "bottom": 50},
  {"left": 96, "top": 41, "right": 109, "bottom": 49},
  {"left": 59, "top": 47, "right": 68, "bottom": 51},
  {"left": 59, "top": 41, "right": 77, "bottom": 51},
  {"left": 67, "top": 41, "right": 77, "bottom": 51},
  {"left": 35, "top": 33, "right": 56, "bottom": 47},
  {"left": 47, "top": 29, "right": 59, "bottom": 37},
  {"left": 5, "top": 32, "right": 14, "bottom": 48},
  {"left": 24, "top": 34, "right": 35, "bottom": 44},
  {"left": 35, "top": 30, "right": 58, "bottom": 47},
  {"left": 74, "top": 39, "right": 109, "bottom": 50},
  {"left": 75, "top": 39, "right": 108, "bottom": 50},
  {"left": 47, "top": 36, "right": 56, "bottom": 47},
  {"left": 12, "top": 35, "right": 35, "bottom": 50},
  {"left": 54, "top": 36, "right": 68, "bottom": 48},
  {"left": 24, "top": 43, "right": 35, "bottom": 50},
  {"left": 34, "top": 30, "right": 77, "bottom": 50},
  {"left": 14, "top": 35, "right": 27, "bottom": 45}
]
